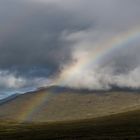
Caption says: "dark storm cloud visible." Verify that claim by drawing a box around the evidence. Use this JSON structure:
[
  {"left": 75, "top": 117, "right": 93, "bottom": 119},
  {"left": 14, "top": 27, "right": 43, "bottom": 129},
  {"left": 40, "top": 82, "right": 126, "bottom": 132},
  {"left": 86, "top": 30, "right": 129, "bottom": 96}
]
[{"left": 0, "top": 0, "right": 92, "bottom": 78}]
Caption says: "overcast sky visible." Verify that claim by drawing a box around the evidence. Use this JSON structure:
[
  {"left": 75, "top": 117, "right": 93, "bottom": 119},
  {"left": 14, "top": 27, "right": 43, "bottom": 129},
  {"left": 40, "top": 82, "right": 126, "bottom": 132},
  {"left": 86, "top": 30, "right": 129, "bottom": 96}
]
[{"left": 0, "top": 0, "right": 140, "bottom": 98}]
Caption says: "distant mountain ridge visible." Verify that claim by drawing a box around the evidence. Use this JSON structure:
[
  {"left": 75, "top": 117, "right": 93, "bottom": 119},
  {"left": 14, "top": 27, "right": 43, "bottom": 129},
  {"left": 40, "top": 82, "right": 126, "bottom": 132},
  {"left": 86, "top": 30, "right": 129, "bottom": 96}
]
[{"left": 0, "top": 94, "right": 19, "bottom": 105}]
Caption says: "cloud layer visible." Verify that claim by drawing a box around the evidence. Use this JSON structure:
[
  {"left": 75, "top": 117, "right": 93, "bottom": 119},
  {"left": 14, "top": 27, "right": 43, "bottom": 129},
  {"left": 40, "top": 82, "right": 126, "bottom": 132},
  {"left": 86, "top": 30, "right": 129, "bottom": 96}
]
[{"left": 0, "top": 0, "right": 140, "bottom": 96}]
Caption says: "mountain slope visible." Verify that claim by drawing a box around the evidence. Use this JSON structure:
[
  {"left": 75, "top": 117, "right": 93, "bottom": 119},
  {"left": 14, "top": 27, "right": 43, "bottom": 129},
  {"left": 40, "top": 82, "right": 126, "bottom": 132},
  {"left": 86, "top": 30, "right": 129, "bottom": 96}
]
[{"left": 0, "top": 86, "right": 140, "bottom": 122}]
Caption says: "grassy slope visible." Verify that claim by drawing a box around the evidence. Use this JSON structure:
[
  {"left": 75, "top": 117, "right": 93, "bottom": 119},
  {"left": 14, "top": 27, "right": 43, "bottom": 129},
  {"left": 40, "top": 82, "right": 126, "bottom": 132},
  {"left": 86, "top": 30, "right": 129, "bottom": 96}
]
[
  {"left": 0, "top": 109, "right": 140, "bottom": 139},
  {"left": 0, "top": 90, "right": 140, "bottom": 122}
]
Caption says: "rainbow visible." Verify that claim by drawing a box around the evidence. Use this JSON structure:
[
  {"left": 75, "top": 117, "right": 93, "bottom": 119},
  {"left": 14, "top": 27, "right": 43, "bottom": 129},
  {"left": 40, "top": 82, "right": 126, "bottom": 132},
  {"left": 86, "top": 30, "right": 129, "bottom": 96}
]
[
  {"left": 17, "top": 91, "right": 55, "bottom": 122},
  {"left": 17, "top": 27, "right": 140, "bottom": 122},
  {"left": 55, "top": 27, "right": 140, "bottom": 86}
]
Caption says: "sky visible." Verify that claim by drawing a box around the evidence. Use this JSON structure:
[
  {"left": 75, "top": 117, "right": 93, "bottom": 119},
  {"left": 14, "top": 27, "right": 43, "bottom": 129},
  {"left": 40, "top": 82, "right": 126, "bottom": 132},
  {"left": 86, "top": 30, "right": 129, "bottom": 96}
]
[{"left": 0, "top": 0, "right": 140, "bottom": 98}]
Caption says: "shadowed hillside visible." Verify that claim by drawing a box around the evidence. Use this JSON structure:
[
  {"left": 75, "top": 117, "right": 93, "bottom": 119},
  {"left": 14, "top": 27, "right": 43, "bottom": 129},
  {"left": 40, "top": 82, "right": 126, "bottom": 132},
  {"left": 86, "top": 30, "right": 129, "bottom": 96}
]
[{"left": 1, "top": 109, "right": 140, "bottom": 139}]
